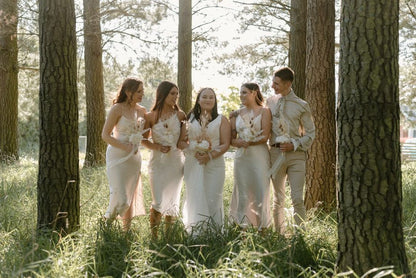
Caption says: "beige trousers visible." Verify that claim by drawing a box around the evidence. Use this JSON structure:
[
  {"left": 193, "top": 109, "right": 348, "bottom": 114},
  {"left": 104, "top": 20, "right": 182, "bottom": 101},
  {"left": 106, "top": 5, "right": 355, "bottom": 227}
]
[{"left": 270, "top": 148, "right": 306, "bottom": 234}]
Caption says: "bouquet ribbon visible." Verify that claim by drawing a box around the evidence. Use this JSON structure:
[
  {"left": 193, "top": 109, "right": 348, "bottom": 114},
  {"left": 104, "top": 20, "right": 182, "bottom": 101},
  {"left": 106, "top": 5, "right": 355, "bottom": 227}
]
[
  {"left": 268, "top": 152, "right": 285, "bottom": 179},
  {"left": 107, "top": 145, "right": 138, "bottom": 169}
]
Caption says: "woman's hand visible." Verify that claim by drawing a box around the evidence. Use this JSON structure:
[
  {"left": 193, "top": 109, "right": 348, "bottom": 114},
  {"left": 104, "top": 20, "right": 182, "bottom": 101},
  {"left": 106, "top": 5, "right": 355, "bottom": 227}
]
[
  {"left": 159, "top": 144, "right": 171, "bottom": 153},
  {"left": 122, "top": 142, "right": 134, "bottom": 153},
  {"left": 280, "top": 142, "right": 294, "bottom": 152},
  {"left": 234, "top": 138, "right": 249, "bottom": 148},
  {"left": 195, "top": 151, "right": 210, "bottom": 165}
]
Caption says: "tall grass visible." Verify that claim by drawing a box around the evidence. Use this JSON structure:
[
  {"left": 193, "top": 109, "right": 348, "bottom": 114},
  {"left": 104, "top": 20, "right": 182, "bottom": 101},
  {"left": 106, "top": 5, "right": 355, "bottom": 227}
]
[
  {"left": 402, "top": 162, "right": 416, "bottom": 274},
  {"left": 1, "top": 152, "right": 415, "bottom": 277}
]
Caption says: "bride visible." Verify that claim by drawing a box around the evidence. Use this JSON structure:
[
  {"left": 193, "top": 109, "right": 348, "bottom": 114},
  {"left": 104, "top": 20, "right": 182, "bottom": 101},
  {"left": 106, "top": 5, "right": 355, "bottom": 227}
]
[
  {"left": 178, "top": 88, "right": 231, "bottom": 235},
  {"left": 101, "top": 77, "right": 147, "bottom": 231}
]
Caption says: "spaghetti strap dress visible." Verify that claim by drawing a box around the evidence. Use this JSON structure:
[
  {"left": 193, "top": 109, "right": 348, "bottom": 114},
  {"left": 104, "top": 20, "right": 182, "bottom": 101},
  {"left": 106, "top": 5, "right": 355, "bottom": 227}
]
[{"left": 148, "top": 113, "right": 184, "bottom": 216}]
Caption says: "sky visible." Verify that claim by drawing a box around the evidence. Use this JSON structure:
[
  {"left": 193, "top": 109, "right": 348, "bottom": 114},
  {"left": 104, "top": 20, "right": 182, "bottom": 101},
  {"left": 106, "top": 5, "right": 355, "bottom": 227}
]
[
  {"left": 185, "top": 2, "right": 247, "bottom": 92},
  {"left": 113, "top": 0, "right": 271, "bottom": 94}
]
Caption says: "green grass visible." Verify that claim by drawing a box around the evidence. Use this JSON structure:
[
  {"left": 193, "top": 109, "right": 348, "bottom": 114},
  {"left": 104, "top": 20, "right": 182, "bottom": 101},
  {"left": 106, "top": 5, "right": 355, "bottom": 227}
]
[{"left": 1, "top": 152, "right": 415, "bottom": 277}]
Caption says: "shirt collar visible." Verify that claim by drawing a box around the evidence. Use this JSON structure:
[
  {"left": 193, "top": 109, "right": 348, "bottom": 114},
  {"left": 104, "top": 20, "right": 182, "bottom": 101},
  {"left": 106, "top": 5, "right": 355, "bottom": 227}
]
[{"left": 282, "top": 89, "right": 295, "bottom": 100}]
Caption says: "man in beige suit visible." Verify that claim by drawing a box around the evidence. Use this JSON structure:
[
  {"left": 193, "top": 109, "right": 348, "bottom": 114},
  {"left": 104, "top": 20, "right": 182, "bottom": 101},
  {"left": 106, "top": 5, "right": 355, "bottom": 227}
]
[{"left": 266, "top": 67, "right": 315, "bottom": 235}]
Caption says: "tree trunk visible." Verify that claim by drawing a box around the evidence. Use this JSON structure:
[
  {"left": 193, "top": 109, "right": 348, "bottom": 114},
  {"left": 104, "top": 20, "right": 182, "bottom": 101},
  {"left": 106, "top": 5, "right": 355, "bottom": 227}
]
[
  {"left": 304, "top": 0, "right": 336, "bottom": 211},
  {"left": 0, "top": 0, "right": 18, "bottom": 162},
  {"left": 178, "top": 0, "right": 192, "bottom": 114},
  {"left": 83, "top": 0, "right": 106, "bottom": 167},
  {"left": 38, "top": 0, "right": 80, "bottom": 234},
  {"left": 289, "top": 0, "right": 306, "bottom": 100},
  {"left": 337, "top": 0, "right": 409, "bottom": 275}
]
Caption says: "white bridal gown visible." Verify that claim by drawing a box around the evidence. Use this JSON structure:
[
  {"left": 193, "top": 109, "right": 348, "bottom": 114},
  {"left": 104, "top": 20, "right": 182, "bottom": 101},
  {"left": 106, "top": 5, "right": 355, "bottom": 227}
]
[
  {"left": 182, "top": 114, "right": 225, "bottom": 234},
  {"left": 230, "top": 113, "right": 271, "bottom": 230},
  {"left": 105, "top": 116, "right": 145, "bottom": 219},
  {"left": 148, "top": 113, "right": 184, "bottom": 216}
]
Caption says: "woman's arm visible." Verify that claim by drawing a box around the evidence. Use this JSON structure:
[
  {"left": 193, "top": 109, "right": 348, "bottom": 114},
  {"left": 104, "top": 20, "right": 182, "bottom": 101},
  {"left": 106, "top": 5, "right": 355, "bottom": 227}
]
[
  {"left": 213, "top": 115, "right": 231, "bottom": 157},
  {"left": 229, "top": 114, "right": 238, "bottom": 147},
  {"left": 230, "top": 109, "right": 249, "bottom": 148},
  {"left": 141, "top": 112, "right": 164, "bottom": 151},
  {"left": 177, "top": 111, "right": 189, "bottom": 150},
  {"left": 101, "top": 105, "right": 132, "bottom": 152}
]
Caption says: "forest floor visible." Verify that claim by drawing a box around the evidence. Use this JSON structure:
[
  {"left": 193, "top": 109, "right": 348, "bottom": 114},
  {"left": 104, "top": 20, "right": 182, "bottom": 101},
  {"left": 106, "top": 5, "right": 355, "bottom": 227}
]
[{"left": 1, "top": 150, "right": 415, "bottom": 277}]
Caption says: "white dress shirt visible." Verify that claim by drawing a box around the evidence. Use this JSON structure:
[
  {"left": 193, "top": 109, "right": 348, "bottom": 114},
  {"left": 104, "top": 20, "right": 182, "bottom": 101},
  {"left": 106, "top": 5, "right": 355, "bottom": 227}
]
[{"left": 266, "top": 90, "right": 315, "bottom": 151}]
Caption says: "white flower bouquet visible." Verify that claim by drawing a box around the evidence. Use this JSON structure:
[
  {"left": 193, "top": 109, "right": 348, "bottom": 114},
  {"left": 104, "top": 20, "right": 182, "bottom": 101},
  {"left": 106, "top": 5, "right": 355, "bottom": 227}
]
[
  {"left": 128, "top": 117, "right": 148, "bottom": 146},
  {"left": 129, "top": 133, "right": 144, "bottom": 145},
  {"left": 238, "top": 111, "right": 264, "bottom": 143},
  {"left": 197, "top": 113, "right": 212, "bottom": 153},
  {"left": 158, "top": 122, "right": 177, "bottom": 149},
  {"left": 108, "top": 117, "right": 147, "bottom": 168},
  {"left": 189, "top": 139, "right": 211, "bottom": 153},
  {"left": 187, "top": 112, "right": 212, "bottom": 155}
]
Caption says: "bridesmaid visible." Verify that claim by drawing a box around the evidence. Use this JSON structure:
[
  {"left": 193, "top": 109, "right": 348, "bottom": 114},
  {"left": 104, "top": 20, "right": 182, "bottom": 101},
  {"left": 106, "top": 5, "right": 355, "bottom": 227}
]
[
  {"left": 142, "top": 81, "right": 186, "bottom": 239},
  {"left": 229, "top": 83, "right": 272, "bottom": 232},
  {"left": 101, "top": 77, "right": 147, "bottom": 231},
  {"left": 178, "top": 88, "right": 231, "bottom": 235}
]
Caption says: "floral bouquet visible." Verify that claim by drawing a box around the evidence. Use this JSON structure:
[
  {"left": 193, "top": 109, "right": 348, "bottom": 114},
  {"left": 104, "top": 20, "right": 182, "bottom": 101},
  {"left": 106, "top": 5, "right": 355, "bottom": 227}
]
[
  {"left": 189, "top": 134, "right": 212, "bottom": 155},
  {"left": 187, "top": 112, "right": 212, "bottom": 156},
  {"left": 152, "top": 116, "right": 180, "bottom": 160},
  {"left": 129, "top": 117, "right": 149, "bottom": 149},
  {"left": 196, "top": 112, "right": 213, "bottom": 154},
  {"left": 159, "top": 122, "right": 177, "bottom": 148},
  {"left": 238, "top": 112, "right": 265, "bottom": 143},
  {"left": 235, "top": 111, "right": 264, "bottom": 158},
  {"left": 193, "top": 139, "right": 211, "bottom": 153},
  {"left": 108, "top": 117, "right": 147, "bottom": 168}
]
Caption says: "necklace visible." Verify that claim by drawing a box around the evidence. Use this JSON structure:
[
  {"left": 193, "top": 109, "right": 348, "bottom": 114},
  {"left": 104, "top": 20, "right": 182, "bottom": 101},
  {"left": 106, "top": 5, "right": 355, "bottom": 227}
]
[{"left": 159, "top": 108, "right": 176, "bottom": 122}]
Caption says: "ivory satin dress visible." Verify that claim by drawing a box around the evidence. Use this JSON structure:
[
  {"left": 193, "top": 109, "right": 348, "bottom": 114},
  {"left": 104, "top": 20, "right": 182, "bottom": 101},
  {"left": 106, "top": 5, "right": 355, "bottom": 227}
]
[
  {"left": 229, "top": 113, "right": 271, "bottom": 230},
  {"left": 105, "top": 116, "right": 145, "bottom": 219},
  {"left": 148, "top": 114, "right": 184, "bottom": 216},
  {"left": 182, "top": 115, "right": 225, "bottom": 233}
]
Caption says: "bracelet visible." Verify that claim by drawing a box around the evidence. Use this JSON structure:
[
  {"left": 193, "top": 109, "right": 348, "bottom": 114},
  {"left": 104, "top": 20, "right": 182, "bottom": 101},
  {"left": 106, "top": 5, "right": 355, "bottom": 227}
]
[{"left": 208, "top": 152, "right": 213, "bottom": 161}]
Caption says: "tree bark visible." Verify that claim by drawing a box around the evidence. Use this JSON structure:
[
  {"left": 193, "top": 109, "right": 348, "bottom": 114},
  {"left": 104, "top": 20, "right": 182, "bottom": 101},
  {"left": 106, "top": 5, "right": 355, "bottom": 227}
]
[
  {"left": 337, "top": 0, "right": 409, "bottom": 275},
  {"left": 178, "top": 0, "right": 192, "bottom": 114},
  {"left": 83, "top": 0, "right": 106, "bottom": 167},
  {"left": 289, "top": 0, "right": 306, "bottom": 100},
  {"left": 0, "top": 0, "right": 18, "bottom": 162},
  {"left": 304, "top": 0, "right": 336, "bottom": 211},
  {"left": 38, "top": 0, "right": 80, "bottom": 234}
]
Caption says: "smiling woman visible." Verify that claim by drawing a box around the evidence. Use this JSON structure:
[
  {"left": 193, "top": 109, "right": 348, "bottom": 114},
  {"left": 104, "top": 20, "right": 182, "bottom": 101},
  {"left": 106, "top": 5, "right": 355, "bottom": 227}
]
[
  {"left": 141, "top": 81, "right": 187, "bottom": 239},
  {"left": 179, "top": 87, "right": 231, "bottom": 235},
  {"left": 229, "top": 83, "right": 272, "bottom": 232}
]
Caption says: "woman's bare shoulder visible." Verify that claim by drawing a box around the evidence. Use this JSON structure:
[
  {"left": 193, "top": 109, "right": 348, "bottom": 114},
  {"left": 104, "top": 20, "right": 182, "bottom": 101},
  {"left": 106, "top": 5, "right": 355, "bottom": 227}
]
[
  {"left": 108, "top": 103, "right": 123, "bottom": 115},
  {"left": 135, "top": 104, "right": 147, "bottom": 115},
  {"left": 261, "top": 106, "right": 271, "bottom": 113},
  {"left": 145, "top": 110, "right": 157, "bottom": 122},
  {"left": 177, "top": 110, "right": 187, "bottom": 121},
  {"left": 229, "top": 108, "right": 244, "bottom": 119}
]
